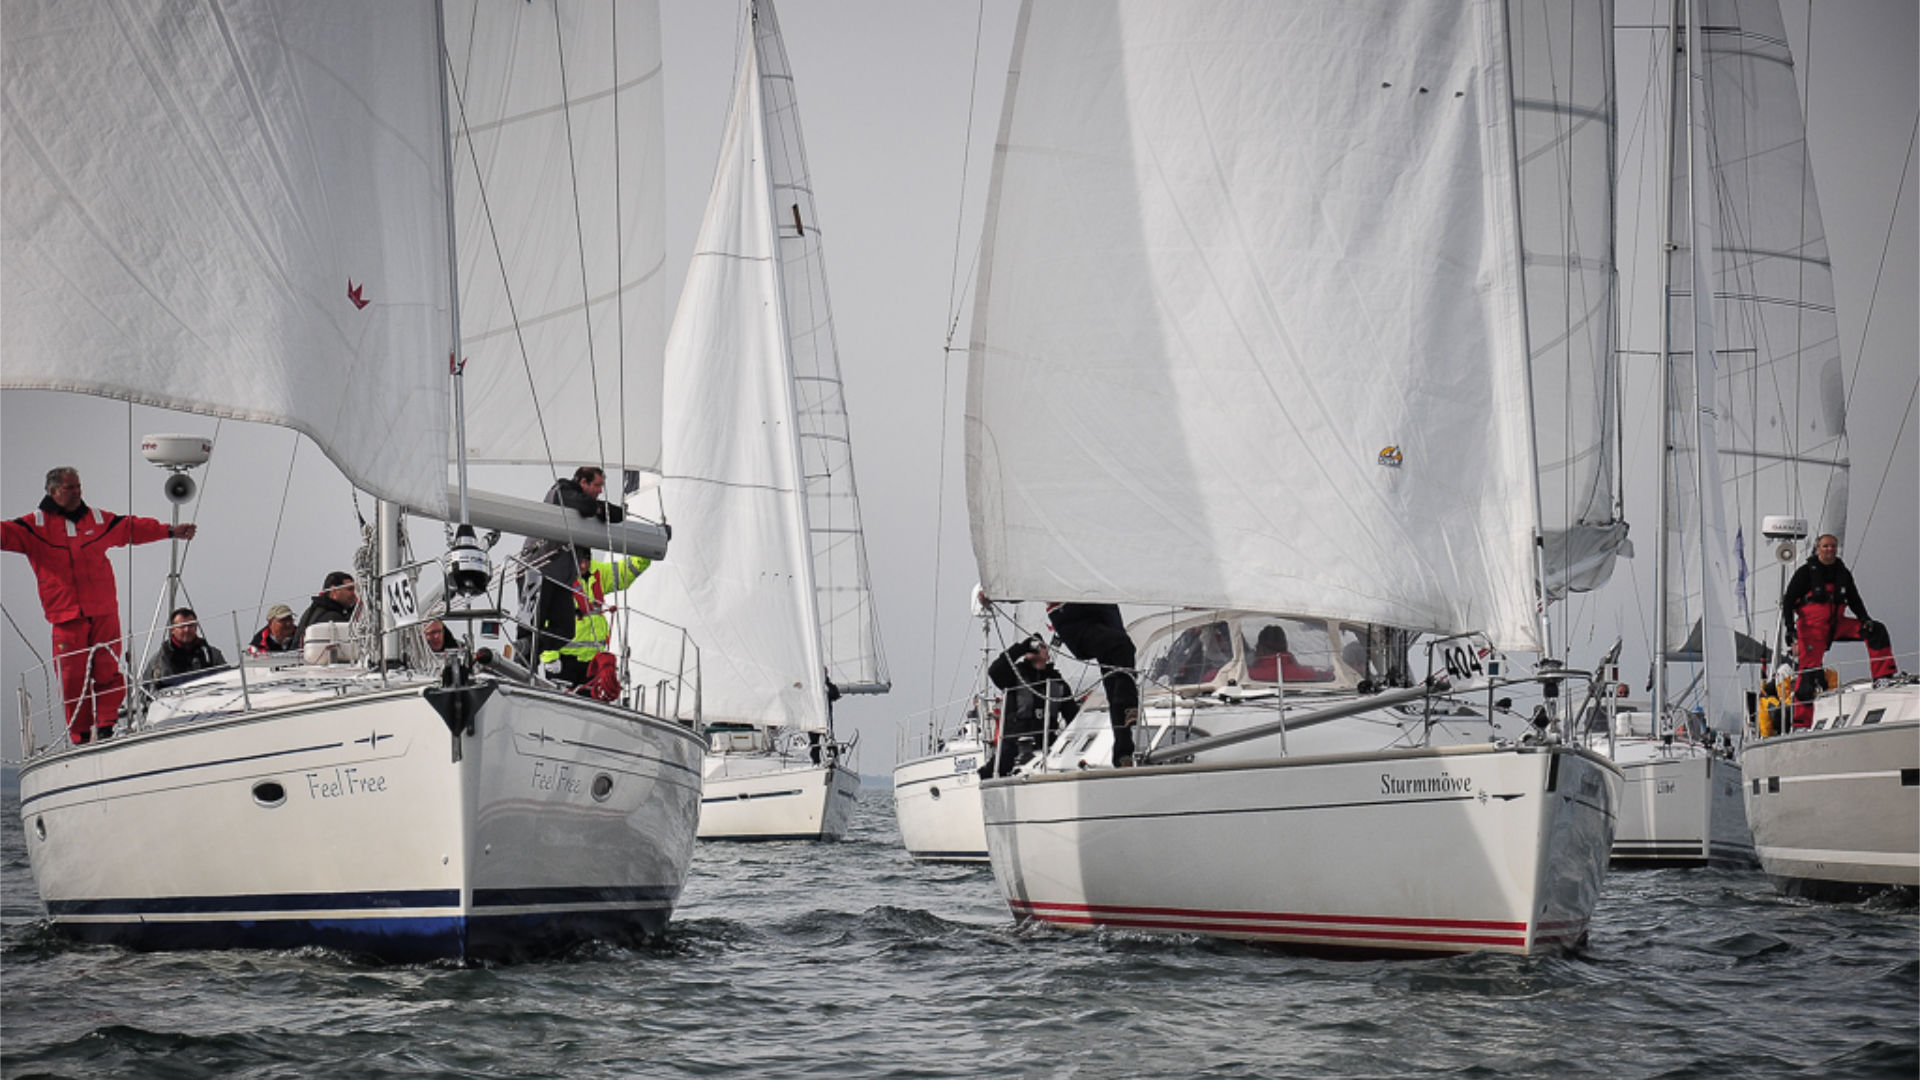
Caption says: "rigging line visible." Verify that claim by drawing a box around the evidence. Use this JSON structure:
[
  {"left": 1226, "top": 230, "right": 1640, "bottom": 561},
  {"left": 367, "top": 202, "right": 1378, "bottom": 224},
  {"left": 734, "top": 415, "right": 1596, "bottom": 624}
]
[
  {"left": 927, "top": 0, "right": 988, "bottom": 720},
  {"left": 1, "top": 603, "right": 49, "bottom": 669},
  {"left": 611, "top": 0, "right": 629, "bottom": 560},
  {"left": 1840, "top": 113, "right": 1917, "bottom": 423},
  {"left": 944, "top": 0, "right": 988, "bottom": 334},
  {"left": 548, "top": 5, "right": 618, "bottom": 560},
  {"left": 444, "top": 40, "right": 562, "bottom": 491},
  {"left": 1851, "top": 377, "right": 1917, "bottom": 548},
  {"left": 255, "top": 432, "right": 302, "bottom": 618}
]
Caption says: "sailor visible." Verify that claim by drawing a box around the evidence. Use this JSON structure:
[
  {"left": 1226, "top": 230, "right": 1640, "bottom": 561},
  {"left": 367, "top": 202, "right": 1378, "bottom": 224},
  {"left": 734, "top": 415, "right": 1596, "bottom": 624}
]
[
  {"left": 142, "top": 607, "right": 230, "bottom": 690},
  {"left": 1782, "top": 533, "right": 1898, "bottom": 728},
  {"left": 297, "top": 571, "right": 359, "bottom": 639},
  {"left": 1045, "top": 602, "right": 1139, "bottom": 766},
  {"left": 981, "top": 636, "right": 1080, "bottom": 778},
  {"left": 539, "top": 550, "right": 652, "bottom": 690},
  {"left": 516, "top": 466, "right": 626, "bottom": 661},
  {"left": 2, "top": 466, "right": 190, "bottom": 744},
  {"left": 248, "top": 603, "right": 299, "bottom": 654}
]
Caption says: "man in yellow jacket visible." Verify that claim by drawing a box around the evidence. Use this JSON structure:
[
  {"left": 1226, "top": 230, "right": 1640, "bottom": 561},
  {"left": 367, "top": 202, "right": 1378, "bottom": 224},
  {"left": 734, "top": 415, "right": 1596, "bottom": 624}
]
[{"left": 540, "top": 551, "right": 651, "bottom": 689}]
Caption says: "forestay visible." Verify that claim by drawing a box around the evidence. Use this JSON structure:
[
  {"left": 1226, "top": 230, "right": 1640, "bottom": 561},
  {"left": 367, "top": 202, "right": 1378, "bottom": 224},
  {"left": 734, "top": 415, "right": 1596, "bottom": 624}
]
[
  {"left": 967, "top": 0, "right": 1620, "bottom": 652},
  {"left": 2, "top": 0, "right": 453, "bottom": 515},
  {"left": 444, "top": 0, "right": 668, "bottom": 479}
]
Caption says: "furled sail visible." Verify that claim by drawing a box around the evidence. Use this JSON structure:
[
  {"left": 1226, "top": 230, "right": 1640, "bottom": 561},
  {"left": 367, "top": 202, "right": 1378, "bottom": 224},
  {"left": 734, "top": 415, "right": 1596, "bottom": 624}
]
[
  {"left": 967, "top": 0, "right": 1615, "bottom": 652},
  {"left": 1656, "top": 0, "right": 1844, "bottom": 734},
  {"left": 2, "top": 0, "right": 454, "bottom": 515},
  {"left": 443, "top": 0, "right": 668, "bottom": 479},
  {"left": 623, "top": 0, "right": 886, "bottom": 730},
  {"left": 1661, "top": 0, "right": 1745, "bottom": 732}
]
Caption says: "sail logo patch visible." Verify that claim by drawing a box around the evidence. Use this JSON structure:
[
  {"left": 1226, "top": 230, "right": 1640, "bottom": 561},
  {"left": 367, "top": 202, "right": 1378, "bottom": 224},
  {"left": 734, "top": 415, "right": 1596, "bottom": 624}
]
[{"left": 1377, "top": 446, "right": 1403, "bottom": 468}]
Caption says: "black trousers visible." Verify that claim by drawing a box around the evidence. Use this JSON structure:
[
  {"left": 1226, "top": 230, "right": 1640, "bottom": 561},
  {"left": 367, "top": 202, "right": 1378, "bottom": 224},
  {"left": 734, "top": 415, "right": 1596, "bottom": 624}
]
[{"left": 1049, "top": 603, "right": 1140, "bottom": 757}]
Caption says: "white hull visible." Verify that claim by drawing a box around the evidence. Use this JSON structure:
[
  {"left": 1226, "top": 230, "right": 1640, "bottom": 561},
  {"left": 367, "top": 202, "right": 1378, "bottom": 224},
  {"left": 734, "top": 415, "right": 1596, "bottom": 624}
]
[
  {"left": 1608, "top": 744, "right": 1754, "bottom": 868},
  {"left": 984, "top": 743, "right": 1620, "bottom": 957},
  {"left": 698, "top": 753, "right": 860, "bottom": 841},
  {"left": 1741, "top": 680, "right": 1919, "bottom": 900},
  {"left": 892, "top": 738, "right": 990, "bottom": 862},
  {"left": 17, "top": 674, "right": 705, "bottom": 962}
]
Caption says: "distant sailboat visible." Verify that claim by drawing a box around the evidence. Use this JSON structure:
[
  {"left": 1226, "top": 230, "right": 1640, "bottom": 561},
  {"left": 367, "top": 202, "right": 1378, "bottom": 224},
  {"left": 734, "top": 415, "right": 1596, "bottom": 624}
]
[
  {"left": 2, "top": 0, "right": 703, "bottom": 961},
  {"left": 622, "top": 0, "right": 889, "bottom": 842},
  {"left": 964, "top": 0, "right": 1628, "bottom": 956}
]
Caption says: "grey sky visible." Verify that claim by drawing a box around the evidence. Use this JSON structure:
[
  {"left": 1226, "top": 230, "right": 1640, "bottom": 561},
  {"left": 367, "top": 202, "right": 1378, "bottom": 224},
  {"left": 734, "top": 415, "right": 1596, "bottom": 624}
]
[{"left": 3, "top": 1, "right": 1914, "bottom": 768}]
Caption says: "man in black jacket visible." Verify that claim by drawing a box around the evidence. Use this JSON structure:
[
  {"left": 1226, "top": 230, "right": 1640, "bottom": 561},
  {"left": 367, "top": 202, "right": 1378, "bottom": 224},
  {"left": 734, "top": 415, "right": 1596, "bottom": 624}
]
[
  {"left": 515, "top": 467, "right": 625, "bottom": 661},
  {"left": 982, "top": 636, "right": 1080, "bottom": 779},
  {"left": 1782, "top": 533, "right": 1897, "bottom": 728},
  {"left": 142, "top": 607, "right": 229, "bottom": 691},
  {"left": 297, "top": 571, "right": 358, "bottom": 639}
]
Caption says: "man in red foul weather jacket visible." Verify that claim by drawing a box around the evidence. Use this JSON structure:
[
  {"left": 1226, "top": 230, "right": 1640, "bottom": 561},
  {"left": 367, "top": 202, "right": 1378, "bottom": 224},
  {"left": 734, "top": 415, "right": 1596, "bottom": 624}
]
[
  {"left": 2, "top": 467, "right": 194, "bottom": 744},
  {"left": 1782, "top": 532, "right": 1898, "bottom": 729}
]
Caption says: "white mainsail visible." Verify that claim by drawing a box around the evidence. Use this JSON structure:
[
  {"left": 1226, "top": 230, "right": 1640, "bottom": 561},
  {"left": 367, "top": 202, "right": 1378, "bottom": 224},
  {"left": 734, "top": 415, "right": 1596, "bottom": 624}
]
[
  {"left": 966, "top": 0, "right": 1621, "bottom": 653},
  {"left": 623, "top": 0, "right": 887, "bottom": 731},
  {"left": 2, "top": 0, "right": 671, "bottom": 519},
  {"left": 445, "top": 0, "right": 667, "bottom": 478},
  {"left": 2, "top": 1, "right": 452, "bottom": 515}
]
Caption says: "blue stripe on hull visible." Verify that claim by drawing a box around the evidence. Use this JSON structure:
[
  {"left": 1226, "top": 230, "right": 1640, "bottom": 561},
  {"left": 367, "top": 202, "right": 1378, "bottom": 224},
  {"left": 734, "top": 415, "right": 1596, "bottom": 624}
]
[{"left": 45, "top": 887, "right": 679, "bottom": 962}]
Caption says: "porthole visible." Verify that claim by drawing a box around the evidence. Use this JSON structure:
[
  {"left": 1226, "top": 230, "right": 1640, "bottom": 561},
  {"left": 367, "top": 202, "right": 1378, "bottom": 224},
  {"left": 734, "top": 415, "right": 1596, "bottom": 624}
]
[
  {"left": 252, "top": 780, "right": 287, "bottom": 808},
  {"left": 591, "top": 773, "right": 614, "bottom": 802},
  {"left": 929, "top": 786, "right": 942, "bottom": 801}
]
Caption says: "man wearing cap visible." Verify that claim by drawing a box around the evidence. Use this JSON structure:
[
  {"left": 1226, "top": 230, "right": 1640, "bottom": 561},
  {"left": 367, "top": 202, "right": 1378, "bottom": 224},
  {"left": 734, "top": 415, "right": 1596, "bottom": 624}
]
[
  {"left": 297, "top": 571, "right": 359, "bottom": 640},
  {"left": 249, "top": 604, "right": 299, "bottom": 654}
]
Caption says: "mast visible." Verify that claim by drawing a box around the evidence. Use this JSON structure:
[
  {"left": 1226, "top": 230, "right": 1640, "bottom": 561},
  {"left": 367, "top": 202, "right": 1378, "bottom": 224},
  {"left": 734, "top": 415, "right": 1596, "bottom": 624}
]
[
  {"left": 1652, "top": 0, "right": 1683, "bottom": 723},
  {"left": 433, "top": 0, "right": 488, "bottom": 597}
]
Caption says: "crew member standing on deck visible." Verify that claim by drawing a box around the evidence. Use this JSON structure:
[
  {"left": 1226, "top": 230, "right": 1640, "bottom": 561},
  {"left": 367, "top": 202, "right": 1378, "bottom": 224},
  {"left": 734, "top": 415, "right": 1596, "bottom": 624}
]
[
  {"left": 2, "top": 466, "right": 193, "bottom": 744},
  {"left": 1782, "top": 532, "right": 1898, "bottom": 728}
]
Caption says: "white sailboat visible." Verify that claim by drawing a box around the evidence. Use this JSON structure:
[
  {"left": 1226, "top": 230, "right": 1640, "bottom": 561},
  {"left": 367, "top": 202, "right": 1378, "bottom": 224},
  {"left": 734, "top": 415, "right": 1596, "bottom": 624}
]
[
  {"left": 1584, "top": 0, "right": 1767, "bottom": 870},
  {"left": 2, "top": 0, "right": 705, "bottom": 961},
  {"left": 1672, "top": 0, "right": 1920, "bottom": 900},
  {"left": 892, "top": 592, "right": 998, "bottom": 863},
  {"left": 622, "top": 0, "right": 889, "bottom": 843},
  {"left": 963, "top": 0, "right": 1631, "bottom": 957}
]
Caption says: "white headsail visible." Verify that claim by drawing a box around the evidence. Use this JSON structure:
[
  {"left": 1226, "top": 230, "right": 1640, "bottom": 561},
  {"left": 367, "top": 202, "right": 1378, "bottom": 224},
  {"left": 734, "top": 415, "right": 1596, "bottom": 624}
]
[
  {"left": 2, "top": 1, "right": 453, "bottom": 514},
  {"left": 623, "top": 0, "right": 887, "bottom": 731},
  {"left": 966, "top": 0, "right": 1621, "bottom": 653}
]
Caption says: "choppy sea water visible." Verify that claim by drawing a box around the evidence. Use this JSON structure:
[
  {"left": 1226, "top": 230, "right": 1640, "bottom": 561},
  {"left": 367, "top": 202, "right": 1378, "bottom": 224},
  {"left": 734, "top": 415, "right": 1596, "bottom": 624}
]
[{"left": 2, "top": 786, "right": 1914, "bottom": 1080}]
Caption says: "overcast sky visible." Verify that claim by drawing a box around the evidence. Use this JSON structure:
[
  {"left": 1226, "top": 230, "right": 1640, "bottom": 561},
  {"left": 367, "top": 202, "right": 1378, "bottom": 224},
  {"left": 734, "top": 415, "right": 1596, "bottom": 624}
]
[{"left": 3, "top": 1, "right": 1914, "bottom": 770}]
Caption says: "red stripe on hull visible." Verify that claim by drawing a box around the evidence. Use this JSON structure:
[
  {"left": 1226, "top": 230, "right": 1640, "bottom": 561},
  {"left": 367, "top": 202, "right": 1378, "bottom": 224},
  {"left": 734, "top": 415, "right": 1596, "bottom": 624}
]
[{"left": 1007, "top": 899, "right": 1578, "bottom": 952}]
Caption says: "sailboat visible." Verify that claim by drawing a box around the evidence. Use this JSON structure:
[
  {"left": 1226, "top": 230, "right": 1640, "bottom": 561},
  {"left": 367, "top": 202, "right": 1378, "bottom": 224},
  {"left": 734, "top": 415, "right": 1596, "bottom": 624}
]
[
  {"left": 892, "top": 590, "right": 999, "bottom": 863},
  {"left": 963, "top": 0, "right": 1631, "bottom": 957},
  {"left": 1579, "top": 0, "right": 1766, "bottom": 870},
  {"left": 1, "top": 0, "right": 705, "bottom": 961},
  {"left": 1667, "top": 0, "right": 1920, "bottom": 901},
  {"left": 621, "top": 0, "right": 890, "bottom": 843}
]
